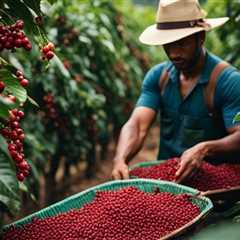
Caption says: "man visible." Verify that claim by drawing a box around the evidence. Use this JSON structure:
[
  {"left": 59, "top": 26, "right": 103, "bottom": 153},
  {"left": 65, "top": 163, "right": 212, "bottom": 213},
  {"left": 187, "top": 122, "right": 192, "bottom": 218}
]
[{"left": 112, "top": 0, "right": 240, "bottom": 183}]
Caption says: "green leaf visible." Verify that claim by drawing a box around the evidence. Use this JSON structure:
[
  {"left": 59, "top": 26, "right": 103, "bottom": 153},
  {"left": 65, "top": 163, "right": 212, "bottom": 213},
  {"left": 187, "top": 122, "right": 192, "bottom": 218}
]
[
  {"left": 233, "top": 112, "right": 240, "bottom": 124},
  {"left": 0, "top": 151, "right": 20, "bottom": 215},
  {"left": 0, "top": 95, "right": 17, "bottom": 119},
  {"left": 27, "top": 96, "right": 39, "bottom": 107},
  {"left": 0, "top": 69, "right": 27, "bottom": 103},
  {"left": 0, "top": 98, "right": 10, "bottom": 119},
  {"left": 22, "top": 0, "right": 41, "bottom": 15},
  {"left": 102, "top": 39, "right": 115, "bottom": 52},
  {"left": 0, "top": 135, "right": 10, "bottom": 158},
  {"left": 18, "top": 181, "right": 36, "bottom": 202},
  {"left": 46, "top": 0, "right": 58, "bottom": 4},
  {"left": 51, "top": 55, "right": 71, "bottom": 78}
]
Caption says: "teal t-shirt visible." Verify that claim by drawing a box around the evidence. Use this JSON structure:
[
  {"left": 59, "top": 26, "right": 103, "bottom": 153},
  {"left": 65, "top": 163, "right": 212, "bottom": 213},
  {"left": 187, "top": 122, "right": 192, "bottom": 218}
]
[{"left": 136, "top": 51, "right": 240, "bottom": 161}]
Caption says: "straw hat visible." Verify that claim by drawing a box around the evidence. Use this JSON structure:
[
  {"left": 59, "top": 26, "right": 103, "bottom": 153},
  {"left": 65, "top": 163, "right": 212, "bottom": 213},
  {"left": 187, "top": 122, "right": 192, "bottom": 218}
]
[{"left": 139, "top": 0, "right": 229, "bottom": 45}]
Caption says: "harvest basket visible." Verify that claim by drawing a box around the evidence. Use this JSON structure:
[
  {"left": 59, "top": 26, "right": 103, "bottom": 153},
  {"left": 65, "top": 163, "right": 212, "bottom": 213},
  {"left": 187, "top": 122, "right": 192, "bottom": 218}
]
[
  {"left": 129, "top": 160, "right": 163, "bottom": 174},
  {"left": 3, "top": 179, "right": 213, "bottom": 240},
  {"left": 129, "top": 161, "right": 240, "bottom": 203}
]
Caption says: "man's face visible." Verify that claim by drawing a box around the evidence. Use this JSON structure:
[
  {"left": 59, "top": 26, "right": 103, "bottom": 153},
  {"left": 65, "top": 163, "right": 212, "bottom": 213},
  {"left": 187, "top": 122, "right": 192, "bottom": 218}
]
[{"left": 163, "top": 33, "right": 202, "bottom": 71}]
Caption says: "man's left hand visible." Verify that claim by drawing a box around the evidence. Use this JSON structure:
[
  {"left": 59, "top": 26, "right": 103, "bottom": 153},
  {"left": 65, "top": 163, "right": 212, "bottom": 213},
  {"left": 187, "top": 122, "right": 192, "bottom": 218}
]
[{"left": 175, "top": 142, "right": 208, "bottom": 183}]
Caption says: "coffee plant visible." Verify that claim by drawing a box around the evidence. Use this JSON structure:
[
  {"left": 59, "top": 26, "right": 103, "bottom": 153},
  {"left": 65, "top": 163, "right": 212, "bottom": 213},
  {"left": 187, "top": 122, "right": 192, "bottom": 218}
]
[
  {"left": 12, "top": 0, "right": 159, "bottom": 204},
  {"left": 0, "top": 0, "right": 161, "bottom": 226},
  {"left": 0, "top": 0, "right": 58, "bottom": 226}
]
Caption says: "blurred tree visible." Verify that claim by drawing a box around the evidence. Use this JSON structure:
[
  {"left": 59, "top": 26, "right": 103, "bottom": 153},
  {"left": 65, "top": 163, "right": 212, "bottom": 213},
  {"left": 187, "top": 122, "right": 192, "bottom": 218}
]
[{"left": 204, "top": 0, "right": 240, "bottom": 67}]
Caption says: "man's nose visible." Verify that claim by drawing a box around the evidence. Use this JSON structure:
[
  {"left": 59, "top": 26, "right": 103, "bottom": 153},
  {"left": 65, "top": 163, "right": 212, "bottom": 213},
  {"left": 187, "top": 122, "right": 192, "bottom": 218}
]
[{"left": 168, "top": 47, "right": 182, "bottom": 59}]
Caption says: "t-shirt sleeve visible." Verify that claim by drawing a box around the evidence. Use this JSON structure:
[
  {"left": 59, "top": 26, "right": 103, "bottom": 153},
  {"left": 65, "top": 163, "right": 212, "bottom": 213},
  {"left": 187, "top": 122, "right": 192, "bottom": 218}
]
[
  {"left": 136, "top": 64, "right": 164, "bottom": 112},
  {"left": 216, "top": 69, "right": 240, "bottom": 129}
]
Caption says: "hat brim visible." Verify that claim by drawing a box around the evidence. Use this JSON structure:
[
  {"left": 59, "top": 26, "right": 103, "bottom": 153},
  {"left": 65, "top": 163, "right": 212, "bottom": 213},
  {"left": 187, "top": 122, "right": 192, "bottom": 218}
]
[{"left": 139, "top": 17, "right": 229, "bottom": 46}]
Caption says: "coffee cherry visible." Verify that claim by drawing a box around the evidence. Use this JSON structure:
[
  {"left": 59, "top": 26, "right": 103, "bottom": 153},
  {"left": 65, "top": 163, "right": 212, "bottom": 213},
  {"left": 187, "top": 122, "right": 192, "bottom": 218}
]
[
  {"left": 47, "top": 42, "right": 55, "bottom": 51},
  {"left": 35, "top": 16, "right": 43, "bottom": 25},
  {"left": 17, "top": 110, "right": 25, "bottom": 118},
  {"left": 42, "top": 45, "right": 50, "bottom": 54},
  {"left": 16, "top": 70, "right": 23, "bottom": 77},
  {"left": 16, "top": 172, "right": 24, "bottom": 181},
  {"left": 15, "top": 20, "right": 24, "bottom": 30},
  {"left": 20, "top": 79, "right": 29, "bottom": 87},
  {"left": 46, "top": 51, "right": 54, "bottom": 60},
  {"left": 18, "top": 160, "right": 29, "bottom": 171},
  {"left": 0, "top": 81, "right": 5, "bottom": 93}
]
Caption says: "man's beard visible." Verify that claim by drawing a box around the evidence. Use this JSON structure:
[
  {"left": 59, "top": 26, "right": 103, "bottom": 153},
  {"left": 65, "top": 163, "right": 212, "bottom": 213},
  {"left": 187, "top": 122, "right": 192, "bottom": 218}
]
[
  {"left": 173, "top": 46, "right": 202, "bottom": 72},
  {"left": 172, "top": 36, "right": 202, "bottom": 72}
]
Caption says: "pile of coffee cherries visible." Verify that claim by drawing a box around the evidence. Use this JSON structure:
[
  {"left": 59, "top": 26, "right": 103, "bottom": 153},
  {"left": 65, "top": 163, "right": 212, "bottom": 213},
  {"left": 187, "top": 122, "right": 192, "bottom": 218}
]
[
  {"left": 2, "top": 187, "right": 200, "bottom": 240},
  {"left": 130, "top": 158, "right": 240, "bottom": 191}
]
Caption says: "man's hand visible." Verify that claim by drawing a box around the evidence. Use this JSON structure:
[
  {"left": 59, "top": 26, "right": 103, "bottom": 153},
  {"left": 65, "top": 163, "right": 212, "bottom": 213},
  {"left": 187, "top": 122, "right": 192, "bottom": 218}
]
[
  {"left": 111, "top": 161, "right": 129, "bottom": 180},
  {"left": 175, "top": 142, "right": 208, "bottom": 183}
]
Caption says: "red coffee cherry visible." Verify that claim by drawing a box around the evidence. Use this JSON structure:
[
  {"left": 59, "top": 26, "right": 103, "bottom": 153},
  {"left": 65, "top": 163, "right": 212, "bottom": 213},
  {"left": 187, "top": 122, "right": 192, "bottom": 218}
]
[{"left": 0, "top": 81, "right": 5, "bottom": 93}]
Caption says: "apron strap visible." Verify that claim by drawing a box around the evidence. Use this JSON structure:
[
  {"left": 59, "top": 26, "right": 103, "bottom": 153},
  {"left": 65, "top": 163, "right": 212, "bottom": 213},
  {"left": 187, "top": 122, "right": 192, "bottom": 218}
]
[
  {"left": 159, "top": 61, "right": 230, "bottom": 115},
  {"left": 159, "top": 68, "right": 170, "bottom": 96},
  {"left": 204, "top": 61, "right": 230, "bottom": 116}
]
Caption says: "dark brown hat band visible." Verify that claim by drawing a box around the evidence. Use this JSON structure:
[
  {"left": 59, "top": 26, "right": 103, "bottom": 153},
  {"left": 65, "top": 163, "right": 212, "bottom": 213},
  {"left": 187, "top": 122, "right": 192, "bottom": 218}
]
[{"left": 157, "top": 19, "right": 204, "bottom": 29}]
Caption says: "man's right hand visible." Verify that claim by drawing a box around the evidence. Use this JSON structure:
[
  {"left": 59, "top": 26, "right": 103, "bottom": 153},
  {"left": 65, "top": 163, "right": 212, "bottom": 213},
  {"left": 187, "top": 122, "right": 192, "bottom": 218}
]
[{"left": 111, "top": 161, "right": 129, "bottom": 180}]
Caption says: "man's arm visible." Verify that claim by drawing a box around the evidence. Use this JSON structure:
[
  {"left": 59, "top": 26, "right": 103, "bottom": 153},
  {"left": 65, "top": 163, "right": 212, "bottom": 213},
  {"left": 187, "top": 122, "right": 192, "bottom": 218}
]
[
  {"left": 112, "top": 106, "right": 157, "bottom": 180},
  {"left": 175, "top": 126, "right": 240, "bottom": 183}
]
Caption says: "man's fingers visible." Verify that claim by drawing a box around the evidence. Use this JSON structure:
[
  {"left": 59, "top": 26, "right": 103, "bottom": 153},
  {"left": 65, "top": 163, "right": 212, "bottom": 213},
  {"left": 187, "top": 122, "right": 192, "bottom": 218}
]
[
  {"left": 121, "top": 168, "right": 129, "bottom": 179},
  {"left": 176, "top": 166, "right": 194, "bottom": 183},
  {"left": 112, "top": 166, "right": 129, "bottom": 180},
  {"left": 175, "top": 160, "right": 188, "bottom": 179},
  {"left": 112, "top": 169, "right": 121, "bottom": 180}
]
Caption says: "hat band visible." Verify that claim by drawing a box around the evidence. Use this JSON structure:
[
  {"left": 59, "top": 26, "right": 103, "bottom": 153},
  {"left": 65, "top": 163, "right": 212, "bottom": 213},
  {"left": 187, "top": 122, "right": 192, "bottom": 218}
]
[{"left": 157, "top": 19, "right": 204, "bottom": 30}]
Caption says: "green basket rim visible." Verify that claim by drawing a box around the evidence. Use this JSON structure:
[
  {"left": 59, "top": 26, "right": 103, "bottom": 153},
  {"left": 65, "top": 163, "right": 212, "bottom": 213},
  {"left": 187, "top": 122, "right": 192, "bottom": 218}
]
[
  {"left": 129, "top": 160, "right": 164, "bottom": 171},
  {"left": 3, "top": 179, "right": 213, "bottom": 239}
]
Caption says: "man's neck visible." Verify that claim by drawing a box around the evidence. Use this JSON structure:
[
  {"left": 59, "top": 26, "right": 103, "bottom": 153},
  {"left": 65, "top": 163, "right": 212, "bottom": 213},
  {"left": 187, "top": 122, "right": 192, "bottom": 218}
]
[{"left": 181, "top": 49, "right": 206, "bottom": 80}]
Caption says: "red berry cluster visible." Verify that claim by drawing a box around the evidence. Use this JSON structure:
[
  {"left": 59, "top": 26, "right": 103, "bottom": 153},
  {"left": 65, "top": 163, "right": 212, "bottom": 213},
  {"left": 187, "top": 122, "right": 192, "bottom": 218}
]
[
  {"left": 43, "top": 93, "right": 60, "bottom": 128},
  {"left": 0, "top": 20, "right": 32, "bottom": 52},
  {"left": 43, "top": 93, "right": 57, "bottom": 118},
  {"left": 130, "top": 158, "right": 240, "bottom": 191},
  {"left": 1, "top": 109, "right": 30, "bottom": 181},
  {"left": 41, "top": 42, "right": 55, "bottom": 61},
  {"left": 15, "top": 70, "right": 29, "bottom": 88},
  {"left": 2, "top": 187, "right": 200, "bottom": 240},
  {"left": 62, "top": 28, "right": 79, "bottom": 46},
  {"left": 0, "top": 80, "right": 5, "bottom": 93}
]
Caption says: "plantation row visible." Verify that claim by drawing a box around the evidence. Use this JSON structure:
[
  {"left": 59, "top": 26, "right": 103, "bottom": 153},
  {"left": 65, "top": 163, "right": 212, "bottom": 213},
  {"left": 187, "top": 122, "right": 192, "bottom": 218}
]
[{"left": 0, "top": 0, "right": 159, "bottom": 223}]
